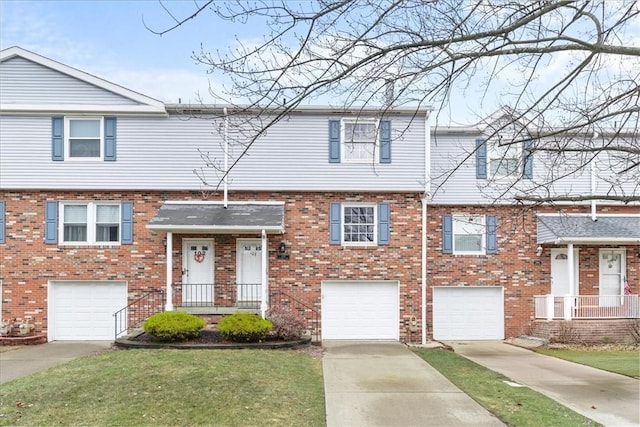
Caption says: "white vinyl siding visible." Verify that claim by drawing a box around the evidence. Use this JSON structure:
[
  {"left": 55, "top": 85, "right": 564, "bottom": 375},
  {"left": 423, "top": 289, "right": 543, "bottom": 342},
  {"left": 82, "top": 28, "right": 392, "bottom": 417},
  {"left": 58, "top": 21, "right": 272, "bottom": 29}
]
[
  {"left": 0, "top": 114, "right": 426, "bottom": 191},
  {"left": 429, "top": 133, "right": 597, "bottom": 204},
  {"left": 0, "top": 57, "right": 139, "bottom": 105}
]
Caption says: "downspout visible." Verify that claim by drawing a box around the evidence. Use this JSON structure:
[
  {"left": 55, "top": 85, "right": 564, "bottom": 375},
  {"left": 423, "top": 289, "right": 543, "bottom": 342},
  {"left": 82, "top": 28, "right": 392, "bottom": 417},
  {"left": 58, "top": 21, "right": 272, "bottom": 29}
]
[
  {"left": 223, "top": 107, "right": 229, "bottom": 208},
  {"left": 421, "top": 109, "right": 432, "bottom": 345},
  {"left": 261, "top": 229, "right": 268, "bottom": 318},
  {"left": 165, "top": 232, "right": 173, "bottom": 311},
  {"left": 591, "top": 132, "right": 598, "bottom": 221}
]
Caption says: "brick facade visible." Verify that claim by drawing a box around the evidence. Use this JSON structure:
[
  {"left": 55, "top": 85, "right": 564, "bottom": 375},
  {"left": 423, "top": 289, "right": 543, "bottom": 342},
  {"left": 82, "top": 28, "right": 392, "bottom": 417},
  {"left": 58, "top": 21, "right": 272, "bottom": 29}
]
[
  {"left": 1, "top": 189, "right": 637, "bottom": 343},
  {"left": 0, "top": 190, "right": 424, "bottom": 342}
]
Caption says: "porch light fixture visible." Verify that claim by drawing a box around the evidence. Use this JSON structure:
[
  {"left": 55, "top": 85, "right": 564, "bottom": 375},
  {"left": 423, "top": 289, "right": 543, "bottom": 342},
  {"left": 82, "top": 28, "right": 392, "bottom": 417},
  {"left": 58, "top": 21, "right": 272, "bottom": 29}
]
[
  {"left": 279, "top": 242, "right": 287, "bottom": 253},
  {"left": 536, "top": 245, "right": 543, "bottom": 257},
  {"left": 162, "top": 237, "right": 167, "bottom": 247}
]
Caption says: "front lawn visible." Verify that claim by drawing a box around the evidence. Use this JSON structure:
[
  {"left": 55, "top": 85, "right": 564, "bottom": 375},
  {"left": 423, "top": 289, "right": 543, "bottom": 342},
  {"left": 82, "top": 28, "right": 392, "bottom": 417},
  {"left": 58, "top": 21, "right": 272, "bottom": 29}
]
[
  {"left": 534, "top": 346, "right": 640, "bottom": 378},
  {"left": 0, "top": 348, "right": 325, "bottom": 426},
  {"left": 413, "top": 348, "right": 600, "bottom": 427}
]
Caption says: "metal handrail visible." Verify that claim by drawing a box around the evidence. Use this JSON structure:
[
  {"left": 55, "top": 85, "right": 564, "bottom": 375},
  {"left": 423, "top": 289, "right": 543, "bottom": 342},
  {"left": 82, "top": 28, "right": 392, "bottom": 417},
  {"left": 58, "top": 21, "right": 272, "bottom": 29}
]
[
  {"left": 269, "top": 289, "right": 320, "bottom": 340},
  {"left": 113, "top": 289, "right": 165, "bottom": 340}
]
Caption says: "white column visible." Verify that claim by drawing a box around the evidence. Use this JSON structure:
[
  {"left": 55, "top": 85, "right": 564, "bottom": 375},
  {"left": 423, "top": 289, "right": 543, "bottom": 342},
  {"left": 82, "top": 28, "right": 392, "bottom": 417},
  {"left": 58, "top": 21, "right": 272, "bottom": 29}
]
[
  {"left": 545, "top": 294, "right": 554, "bottom": 321},
  {"left": 165, "top": 232, "right": 174, "bottom": 311},
  {"left": 260, "top": 230, "right": 268, "bottom": 318},
  {"left": 565, "top": 243, "right": 575, "bottom": 320}
]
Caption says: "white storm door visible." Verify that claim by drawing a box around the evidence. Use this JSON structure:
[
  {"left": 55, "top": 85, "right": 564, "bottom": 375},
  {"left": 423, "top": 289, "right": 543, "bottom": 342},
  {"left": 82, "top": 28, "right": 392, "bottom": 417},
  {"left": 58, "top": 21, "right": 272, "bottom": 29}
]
[
  {"left": 599, "top": 249, "right": 625, "bottom": 307},
  {"left": 236, "top": 239, "right": 262, "bottom": 308},
  {"left": 182, "top": 239, "right": 214, "bottom": 305},
  {"left": 550, "top": 248, "right": 580, "bottom": 296}
]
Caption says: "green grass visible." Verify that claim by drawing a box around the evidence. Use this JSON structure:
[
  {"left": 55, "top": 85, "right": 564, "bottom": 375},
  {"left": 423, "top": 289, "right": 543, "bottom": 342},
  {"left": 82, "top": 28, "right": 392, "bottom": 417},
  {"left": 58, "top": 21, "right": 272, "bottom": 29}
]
[
  {"left": 0, "top": 349, "right": 325, "bottom": 426},
  {"left": 534, "top": 347, "right": 640, "bottom": 378},
  {"left": 413, "top": 348, "right": 600, "bottom": 427}
]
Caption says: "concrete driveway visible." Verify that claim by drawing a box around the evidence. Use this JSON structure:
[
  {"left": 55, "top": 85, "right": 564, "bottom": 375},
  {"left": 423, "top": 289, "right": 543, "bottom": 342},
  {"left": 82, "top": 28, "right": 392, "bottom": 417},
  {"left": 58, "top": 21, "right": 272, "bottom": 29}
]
[
  {"left": 448, "top": 341, "right": 640, "bottom": 427},
  {"left": 323, "top": 340, "right": 504, "bottom": 426},
  {"left": 0, "top": 341, "right": 112, "bottom": 384}
]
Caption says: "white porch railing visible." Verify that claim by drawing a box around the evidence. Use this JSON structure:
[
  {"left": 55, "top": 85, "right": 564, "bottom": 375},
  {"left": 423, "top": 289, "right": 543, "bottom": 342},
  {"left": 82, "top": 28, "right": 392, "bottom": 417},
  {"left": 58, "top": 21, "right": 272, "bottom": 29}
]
[{"left": 534, "top": 295, "right": 640, "bottom": 320}]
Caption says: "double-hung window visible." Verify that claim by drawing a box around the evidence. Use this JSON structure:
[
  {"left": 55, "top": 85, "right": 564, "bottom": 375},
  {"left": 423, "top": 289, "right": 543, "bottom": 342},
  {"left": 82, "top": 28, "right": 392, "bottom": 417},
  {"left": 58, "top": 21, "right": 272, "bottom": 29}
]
[
  {"left": 453, "top": 215, "right": 485, "bottom": 254},
  {"left": 61, "top": 202, "right": 121, "bottom": 244},
  {"left": 66, "top": 118, "right": 103, "bottom": 159},
  {"left": 342, "top": 119, "right": 378, "bottom": 163},
  {"left": 343, "top": 204, "right": 377, "bottom": 244},
  {"left": 487, "top": 140, "right": 520, "bottom": 177}
]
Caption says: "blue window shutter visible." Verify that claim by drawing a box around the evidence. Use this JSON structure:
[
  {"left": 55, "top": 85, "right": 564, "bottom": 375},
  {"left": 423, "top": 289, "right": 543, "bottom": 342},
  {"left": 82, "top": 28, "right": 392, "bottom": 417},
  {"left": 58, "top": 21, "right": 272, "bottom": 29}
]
[
  {"left": 378, "top": 202, "right": 390, "bottom": 245},
  {"left": 52, "top": 117, "right": 64, "bottom": 161},
  {"left": 379, "top": 120, "right": 391, "bottom": 163},
  {"left": 329, "top": 202, "right": 341, "bottom": 244},
  {"left": 523, "top": 140, "right": 533, "bottom": 179},
  {"left": 328, "top": 120, "right": 341, "bottom": 163},
  {"left": 442, "top": 215, "right": 453, "bottom": 254},
  {"left": 104, "top": 117, "right": 117, "bottom": 161},
  {"left": 45, "top": 201, "right": 58, "bottom": 244},
  {"left": 0, "top": 201, "right": 5, "bottom": 244},
  {"left": 476, "top": 139, "right": 487, "bottom": 179},
  {"left": 121, "top": 201, "right": 133, "bottom": 244},
  {"left": 486, "top": 215, "right": 497, "bottom": 254}
]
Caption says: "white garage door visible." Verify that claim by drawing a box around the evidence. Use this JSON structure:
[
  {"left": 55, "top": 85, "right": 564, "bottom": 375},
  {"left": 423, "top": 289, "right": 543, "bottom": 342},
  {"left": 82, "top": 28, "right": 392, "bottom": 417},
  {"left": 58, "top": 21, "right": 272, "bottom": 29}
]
[
  {"left": 433, "top": 286, "right": 504, "bottom": 340},
  {"left": 322, "top": 281, "right": 399, "bottom": 340},
  {"left": 49, "top": 281, "right": 127, "bottom": 341}
]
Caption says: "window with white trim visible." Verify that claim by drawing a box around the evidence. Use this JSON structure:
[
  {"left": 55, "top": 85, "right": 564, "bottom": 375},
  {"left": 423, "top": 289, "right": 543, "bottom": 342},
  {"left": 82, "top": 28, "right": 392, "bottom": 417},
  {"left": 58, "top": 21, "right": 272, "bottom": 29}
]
[
  {"left": 66, "top": 118, "right": 103, "bottom": 159},
  {"left": 453, "top": 215, "right": 485, "bottom": 254},
  {"left": 342, "top": 119, "right": 378, "bottom": 163},
  {"left": 487, "top": 139, "right": 520, "bottom": 177},
  {"left": 61, "top": 202, "right": 121, "bottom": 244},
  {"left": 343, "top": 204, "right": 377, "bottom": 244}
]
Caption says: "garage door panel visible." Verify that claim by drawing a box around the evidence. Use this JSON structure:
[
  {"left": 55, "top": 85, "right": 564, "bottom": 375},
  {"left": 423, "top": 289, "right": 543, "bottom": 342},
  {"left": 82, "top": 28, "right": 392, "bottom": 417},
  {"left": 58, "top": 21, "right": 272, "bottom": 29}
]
[
  {"left": 50, "top": 281, "right": 127, "bottom": 341},
  {"left": 322, "top": 281, "right": 399, "bottom": 340},
  {"left": 433, "top": 287, "right": 504, "bottom": 340}
]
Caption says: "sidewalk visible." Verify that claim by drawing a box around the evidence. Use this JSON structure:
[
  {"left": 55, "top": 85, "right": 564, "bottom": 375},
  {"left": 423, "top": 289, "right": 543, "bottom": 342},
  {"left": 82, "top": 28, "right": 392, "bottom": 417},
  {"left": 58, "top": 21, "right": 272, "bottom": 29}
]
[
  {"left": 322, "top": 340, "right": 504, "bottom": 426},
  {"left": 448, "top": 341, "right": 640, "bottom": 427}
]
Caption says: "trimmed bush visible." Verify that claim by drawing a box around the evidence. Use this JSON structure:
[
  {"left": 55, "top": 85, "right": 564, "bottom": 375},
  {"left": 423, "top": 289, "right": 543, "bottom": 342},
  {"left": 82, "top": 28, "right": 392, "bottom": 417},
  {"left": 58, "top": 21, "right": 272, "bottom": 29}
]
[
  {"left": 218, "top": 313, "right": 273, "bottom": 343},
  {"left": 143, "top": 311, "right": 206, "bottom": 342},
  {"left": 267, "top": 306, "right": 307, "bottom": 340}
]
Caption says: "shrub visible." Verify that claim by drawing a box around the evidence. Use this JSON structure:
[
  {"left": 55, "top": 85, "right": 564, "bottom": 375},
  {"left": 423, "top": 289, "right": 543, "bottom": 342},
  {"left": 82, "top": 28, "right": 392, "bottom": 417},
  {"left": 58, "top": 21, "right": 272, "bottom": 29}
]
[
  {"left": 267, "top": 306, "right": 307, "bottom": 340},
  {"left": 143, "top": 311, "right": 206, "bottom": 342},
  {"left": 218, "top": 313, "right": 273, "bottom": 343}
]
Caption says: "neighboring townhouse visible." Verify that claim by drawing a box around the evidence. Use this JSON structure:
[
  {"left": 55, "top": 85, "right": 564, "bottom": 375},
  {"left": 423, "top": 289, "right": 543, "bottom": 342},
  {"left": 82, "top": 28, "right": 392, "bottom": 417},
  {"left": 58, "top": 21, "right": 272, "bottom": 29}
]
[
  {"left": 0, "top": 47, "right": 638, "bottom": 344},
  {"left": 428, "top": 116, "right": 639, "bottom": 342}
]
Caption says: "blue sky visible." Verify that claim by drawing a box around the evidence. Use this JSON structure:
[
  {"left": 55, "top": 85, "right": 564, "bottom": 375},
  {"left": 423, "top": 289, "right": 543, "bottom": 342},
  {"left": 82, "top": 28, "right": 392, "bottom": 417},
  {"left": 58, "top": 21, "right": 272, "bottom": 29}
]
[{"left": 1, "top": 0, "right": 250, "bottom": 104}]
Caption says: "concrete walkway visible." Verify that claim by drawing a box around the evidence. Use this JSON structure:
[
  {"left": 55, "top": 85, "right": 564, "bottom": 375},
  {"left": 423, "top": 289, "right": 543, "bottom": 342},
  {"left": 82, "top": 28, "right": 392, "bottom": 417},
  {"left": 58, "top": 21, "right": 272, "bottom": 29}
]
[
  {"left": 322, "top": 341, "right": 504, "bottom": 427},
  {"left": 448, "top": 341, "right": 640, "bottom": 427},
  {"left": 0, "top": 341, "right": 112, "bottom": 384}
]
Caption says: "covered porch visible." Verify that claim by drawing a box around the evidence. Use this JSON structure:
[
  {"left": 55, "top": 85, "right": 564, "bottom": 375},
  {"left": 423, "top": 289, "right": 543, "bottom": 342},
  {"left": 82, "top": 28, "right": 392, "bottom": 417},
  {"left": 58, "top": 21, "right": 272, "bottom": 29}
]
[
  {"left": 147, "top": 201, "right": 286, "bottom": 318},
  {"left": 533, "top": 214, "right": 640, "bottom": 322}
]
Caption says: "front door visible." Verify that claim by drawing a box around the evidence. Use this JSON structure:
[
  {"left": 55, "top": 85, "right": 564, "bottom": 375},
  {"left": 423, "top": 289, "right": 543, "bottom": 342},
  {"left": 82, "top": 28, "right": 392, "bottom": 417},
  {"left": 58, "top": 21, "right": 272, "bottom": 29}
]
[
  {"left": 182, "top": 239, "right": 214, "bottom": 306},
  {"left": 236, "top": 239, "right": 262, "bottom": 308},
  {"left": 550, "top": 248, "right": 579, "bottom": 296},
  {"left": 599, "top": 249, "right": 625, "bottom": 307}
]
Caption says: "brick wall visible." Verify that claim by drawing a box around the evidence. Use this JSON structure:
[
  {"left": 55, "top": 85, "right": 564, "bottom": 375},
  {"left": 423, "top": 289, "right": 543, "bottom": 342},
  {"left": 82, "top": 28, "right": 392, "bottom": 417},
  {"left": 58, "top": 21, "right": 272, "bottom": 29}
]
[
  {"left": 0, "top": 190, "right": 423, "bottom": 341},
  {"left": 531, "top": 319, "right": 639, "bottom": 344}
]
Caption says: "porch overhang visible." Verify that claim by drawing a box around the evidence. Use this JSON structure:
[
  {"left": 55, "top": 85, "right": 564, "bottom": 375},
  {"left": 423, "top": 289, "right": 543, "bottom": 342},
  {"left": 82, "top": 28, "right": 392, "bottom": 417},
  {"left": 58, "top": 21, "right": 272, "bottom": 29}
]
[
  {"left": 537, "top": 215, "right": 640, "bottom": 245},
  {"left": 146, "top": 201, "right": 285, "bottom": 234}
]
